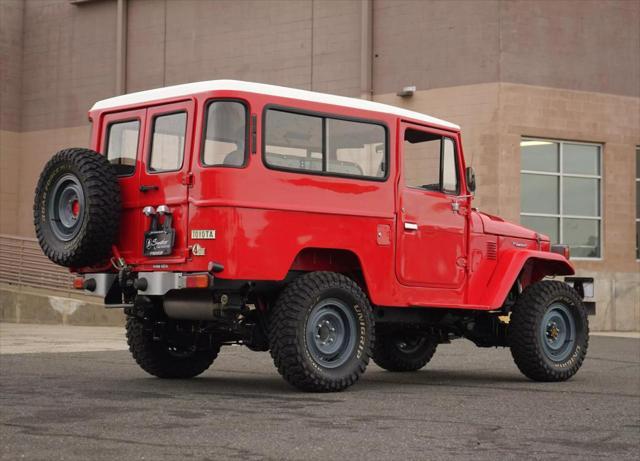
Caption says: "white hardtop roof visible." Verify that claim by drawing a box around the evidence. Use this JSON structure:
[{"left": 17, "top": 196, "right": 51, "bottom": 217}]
[{"left": 91, "top": 80, "right": 459, "bottom": 130}]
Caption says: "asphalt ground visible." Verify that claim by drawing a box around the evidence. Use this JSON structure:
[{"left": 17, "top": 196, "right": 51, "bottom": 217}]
[{"left": 0, "top": 323, "right": 638, "bottom": 461}]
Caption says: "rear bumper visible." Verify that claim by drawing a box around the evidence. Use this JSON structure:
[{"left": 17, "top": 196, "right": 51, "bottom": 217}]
[{"left": 77, "top": 271, "right": 212, "bottom": 304}]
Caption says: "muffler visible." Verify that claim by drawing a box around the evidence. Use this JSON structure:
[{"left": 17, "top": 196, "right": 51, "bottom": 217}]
[{"left": 163, "top": 289, "right": 233, "bottom": 320}]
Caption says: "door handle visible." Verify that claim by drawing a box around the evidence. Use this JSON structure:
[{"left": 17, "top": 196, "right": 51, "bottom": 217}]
[
  {"left": 404, "top": 222, "right": 418, "bottom": 231},
  {"left": 139, "top": 185, "right": 159, "bottom": 192}
]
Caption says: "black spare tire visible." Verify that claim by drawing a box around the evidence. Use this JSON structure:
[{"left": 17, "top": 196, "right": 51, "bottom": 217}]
[{"left": 33, "top": 147, "right": 121, "bottom": 267}]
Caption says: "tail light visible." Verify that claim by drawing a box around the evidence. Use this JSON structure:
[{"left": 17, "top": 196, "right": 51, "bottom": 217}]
[
  {"left": 73, "top": 277, "right": 84, "bottom": 289},
  {"left": 551, "top": 244, "right": 570, "bottom": 260},
  {"left": 184, "top": 273, "right": 212, "bottom": 289}
]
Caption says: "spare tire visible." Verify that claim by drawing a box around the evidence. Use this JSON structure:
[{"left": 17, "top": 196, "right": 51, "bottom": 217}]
[{"left": 33, "top": 147, "right": 121, "bottom": 267}]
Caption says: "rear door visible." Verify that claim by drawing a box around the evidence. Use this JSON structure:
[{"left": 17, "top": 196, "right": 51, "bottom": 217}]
[
  {"left": 102, "top": 109, "right": 146, "bottom": 262},
  {"left": 136, "top": 101, "right": 195, "bottom": 264}
]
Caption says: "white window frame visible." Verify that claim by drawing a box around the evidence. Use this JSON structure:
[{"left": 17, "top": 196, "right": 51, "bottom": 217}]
[{"left": 520, "top": 137, "right": 603, "bottom": 261}]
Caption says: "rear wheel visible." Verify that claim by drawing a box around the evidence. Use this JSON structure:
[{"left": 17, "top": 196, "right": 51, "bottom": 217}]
[
  {"left": 373, "top": 331, "right": 437, "bottom": 372},
  {"left": 269, "top": 272, "right": 374, "bottom": 392},
  {"left": 126, "top": 316, "right": 220, "bottom": 379},
  {"left": 33, "top": 147, "right": 120, "bottom": 267},
  {"left": 509, "top": 280, "right": 589, "bottom": 382}
]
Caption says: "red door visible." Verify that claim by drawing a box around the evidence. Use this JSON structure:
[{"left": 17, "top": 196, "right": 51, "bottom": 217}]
[
  {"left": 101, "top": 108, "right": 146, "bottom": 262},
  {"left": 396, "top": 122, "right": 468, "bottom": 289},
  {"left": 136, "top": 100, "right": 195, "bottom": 264}
]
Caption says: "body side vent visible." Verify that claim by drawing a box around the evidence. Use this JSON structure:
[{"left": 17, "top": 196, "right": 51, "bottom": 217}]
[{"left": 486, "top": 242, "right": 497, "bottom": 260}]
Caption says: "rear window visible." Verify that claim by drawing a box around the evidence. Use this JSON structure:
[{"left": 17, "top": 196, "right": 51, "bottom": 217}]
[
  {"left": 202, "top": 101, "right": 247, "bottom": 167},
  {"left": 148, "top": 112, "right": 187, "bottom": 172},
  {"left": 106, "top": 120, "right": 139, "bottom": 176},
  {"left": 264, "top": 109, "right": 386, "bottom": 179}
]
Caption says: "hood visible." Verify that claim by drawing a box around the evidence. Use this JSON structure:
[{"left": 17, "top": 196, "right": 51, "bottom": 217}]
[{"left": 477, "top": 212, "right": 549, "bottom": 241}]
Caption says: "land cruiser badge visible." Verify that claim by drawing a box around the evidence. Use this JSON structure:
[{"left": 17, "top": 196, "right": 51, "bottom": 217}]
[
  {"left": 191, "top": 229, "right": 216, "bottom": 240},
  {"left": 191, "top": 243, "right": 206, "bottom": 256}
]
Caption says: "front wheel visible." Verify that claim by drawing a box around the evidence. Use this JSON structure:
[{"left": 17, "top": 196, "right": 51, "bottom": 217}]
[
  {"left": 509, "top": 280, "right": 589, "bottom": 382},
  {"left": 269, "top": 272, "right": 374, "bottom": 392}
]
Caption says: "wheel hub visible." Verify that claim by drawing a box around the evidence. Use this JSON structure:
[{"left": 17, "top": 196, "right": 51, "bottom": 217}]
[
  {"left": 546, "top": 322, "right": 560, "bottom": 341},
  {"left": 540, "top": 302, "right": 576, "bottom": 362},
  {"left": 305, "top": 298, "right": 357, "bottom": 369},
  {"left": 395, "top": 335, "right": 427, "bottom": 354},
  {"left": 48, "top": 174, "right": 85, "bottom": 241},
  {"left": 315, "top": 319, "right": 337, "bottom": 346}
]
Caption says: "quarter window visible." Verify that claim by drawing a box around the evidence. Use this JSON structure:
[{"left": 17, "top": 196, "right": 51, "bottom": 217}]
[
  {"left": 264, "top": 109, "right": 386, "bottom": 179},
  {"left": 149, "top": 112, "right": 187, "bottom": 172},
  {"left": 202, "top": 101, "right": 247, "bottom": 167},
  {"left": 265, "top": 110, "right": 323, "bottom": 172},
  {"left": 520, "top": 138, "right": 602, "bottom": 258},
  {"left": 326, "top": 118, "right": 385, "bottom": 177},
  {"left": 403, "top": 129, "right": 458, "bottom": 194},
  {"left": 106, "top": 120, "right": 139, "bottom": 176}
]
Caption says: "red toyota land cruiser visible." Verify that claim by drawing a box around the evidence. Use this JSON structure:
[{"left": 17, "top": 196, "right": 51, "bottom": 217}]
[{"left": 33, "top": 80, "right": 594, "bottom": 392}]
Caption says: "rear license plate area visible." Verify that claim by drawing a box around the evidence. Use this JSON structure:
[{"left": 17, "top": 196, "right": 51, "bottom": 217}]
[{"left": 143, "top": 229, "right": 175, "bottom": 256}]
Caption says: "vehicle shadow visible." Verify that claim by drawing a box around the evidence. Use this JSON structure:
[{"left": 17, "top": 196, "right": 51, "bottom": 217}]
[{"left": 104, "top": 366, "right": 535, "bottom": 401}]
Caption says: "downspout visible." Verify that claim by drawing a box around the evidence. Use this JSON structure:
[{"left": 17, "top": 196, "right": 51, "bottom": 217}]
[
  {"left": 116, "top": 0, "right": 127, "bottom": 95},
  {"left": 360, "top": 0, "right": 373, "bottom": 100}
]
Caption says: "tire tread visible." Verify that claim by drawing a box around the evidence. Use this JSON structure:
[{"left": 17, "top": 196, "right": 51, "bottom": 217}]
[
  {"left": 269, "top": 271, "right": 374, "bottom": 392},
  {"left": 33, "top": 147, "right": 121, "bottom": 267},
  {"left": 509, "top": 280, "right": 589, "bottom": 382}
]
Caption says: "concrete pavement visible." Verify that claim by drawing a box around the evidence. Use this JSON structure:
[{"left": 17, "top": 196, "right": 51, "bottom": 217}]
[{"left": 0, "top": 322, "right": 639, "bottom": 460}]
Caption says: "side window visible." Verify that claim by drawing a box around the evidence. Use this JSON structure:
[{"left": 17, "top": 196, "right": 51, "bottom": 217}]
[
  {"left": 442, "top": 138, "right": 458, "bottom": 194},
  {"left": 149, "top": 112, "right": 187, "bottom": 172},
  {"left": 403, "top": 128, "right": 458, "bottom": 194},
  {"left": 326, "top": 119, "right": 385, "bottom": 177},
  {"left": 264, "top": 108, "right": 387, "bottom": 179},
  {"left": 106, "top": 120, "right": 139, "bottom": 176},
  {"left": 265, "top": 110, "right": 323, "bottom": 172},
  {"left": 202, "top": 101, "right": 247, "bottom": 167}
]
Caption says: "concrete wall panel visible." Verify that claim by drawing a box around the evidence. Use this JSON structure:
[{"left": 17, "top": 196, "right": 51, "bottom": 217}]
[
  {"left": 373, "top": 0, "right": 639, "bottom": 97},
  {"left": 0, "top": 0, "right": 25, "bottom": 132},
  {"left": 373, "top": 0, "right": 501, "bottom": 95},
  {"left": 501, "top": 0, "right": 640, "bottom": 98},
  {"left": 20, "top": 0, "right": 117, "bottom": 131}
]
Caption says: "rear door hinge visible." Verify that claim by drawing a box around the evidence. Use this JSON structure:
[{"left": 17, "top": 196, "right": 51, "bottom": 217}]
[{"left": 182, "top": 171, "right": 194, "bottom": 186}]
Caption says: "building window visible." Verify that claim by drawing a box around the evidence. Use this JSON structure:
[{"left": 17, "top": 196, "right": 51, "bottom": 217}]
[
  {"left": 636, "top": 146, "right": 639, "bottom": 259},
  {"left": 520, "top": 138, "right": 602, "bottom": 258}
]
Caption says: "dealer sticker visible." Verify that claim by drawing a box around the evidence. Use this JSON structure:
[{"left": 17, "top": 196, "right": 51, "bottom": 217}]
[{"left": 191, "top": 229, "right": 216, "bottom": 240}]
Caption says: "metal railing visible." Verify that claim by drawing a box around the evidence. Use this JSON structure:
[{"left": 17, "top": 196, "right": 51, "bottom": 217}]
[{"left": 0, "top": 234, "right": 73, "bottom": 291}]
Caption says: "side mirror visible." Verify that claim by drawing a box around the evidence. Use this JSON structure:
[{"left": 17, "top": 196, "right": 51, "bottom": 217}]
[{"left": 466, "top": 166, "right": 476, "bottom": 193}]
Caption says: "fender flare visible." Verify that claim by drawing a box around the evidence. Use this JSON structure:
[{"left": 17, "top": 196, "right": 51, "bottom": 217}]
[{"left": 482, "top": 249, "right": 575, "bottom": 309}]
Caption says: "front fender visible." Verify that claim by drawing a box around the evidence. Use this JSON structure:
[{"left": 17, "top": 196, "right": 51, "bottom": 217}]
[{"left": 482, "top": 249, "right": 575, "bottom": 309}]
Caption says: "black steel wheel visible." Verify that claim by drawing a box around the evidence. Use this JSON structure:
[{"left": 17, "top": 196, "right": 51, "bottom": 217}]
[
  {"left": 373, "top": 331, "right": 437, "bottom": 372},
  {"left": 509, "top": 280, "right": 589, "bottom": 382},
  {"left": 33, "top": 147, "right": 120, "bottom": 267},
  {"left": 269, "top": 271, "right": 374, "bottom": 392}
]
